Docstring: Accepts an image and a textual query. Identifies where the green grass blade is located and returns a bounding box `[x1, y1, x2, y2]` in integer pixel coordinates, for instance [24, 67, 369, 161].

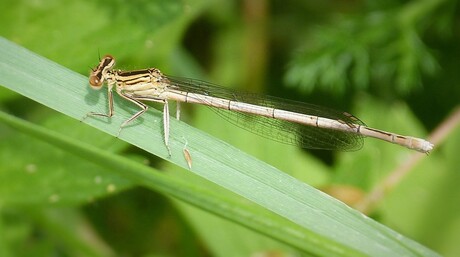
[0, 108, 346, 256]
[0, 37, 440, 257]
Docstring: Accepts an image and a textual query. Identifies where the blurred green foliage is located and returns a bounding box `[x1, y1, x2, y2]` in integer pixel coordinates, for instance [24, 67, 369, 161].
[0, 0, 459, 256]
[285, 0, 447, 95]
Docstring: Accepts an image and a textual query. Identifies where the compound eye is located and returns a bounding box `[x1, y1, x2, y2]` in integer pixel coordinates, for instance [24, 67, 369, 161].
[89, 75, 103, 89]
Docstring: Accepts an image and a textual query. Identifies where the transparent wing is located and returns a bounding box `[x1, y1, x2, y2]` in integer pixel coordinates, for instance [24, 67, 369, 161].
[166, 76, 365, 151]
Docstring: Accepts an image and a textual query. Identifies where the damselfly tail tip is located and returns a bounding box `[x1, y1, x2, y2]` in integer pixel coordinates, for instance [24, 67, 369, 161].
[424, 141, 434, 153]
[416, 140, 434, 154]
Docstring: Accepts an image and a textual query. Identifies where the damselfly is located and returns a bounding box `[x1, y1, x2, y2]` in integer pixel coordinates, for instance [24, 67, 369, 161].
[87, 55, 434, 155]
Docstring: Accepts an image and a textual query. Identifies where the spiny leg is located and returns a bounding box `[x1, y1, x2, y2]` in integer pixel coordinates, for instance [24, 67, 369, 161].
[118, 93, 172, 156]
[163, 100, 172, 156]
[176, 101, 181, 120]
[83, 84, 115, 121]
[118, 92, 149, 137]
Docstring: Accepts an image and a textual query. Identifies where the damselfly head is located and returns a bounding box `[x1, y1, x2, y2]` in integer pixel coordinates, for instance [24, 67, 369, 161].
[89, 54, 116, 89]
[89, 73, 103, 89]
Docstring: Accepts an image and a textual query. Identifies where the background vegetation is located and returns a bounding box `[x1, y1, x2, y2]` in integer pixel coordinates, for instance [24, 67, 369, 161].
[0, 0, 459, 256]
